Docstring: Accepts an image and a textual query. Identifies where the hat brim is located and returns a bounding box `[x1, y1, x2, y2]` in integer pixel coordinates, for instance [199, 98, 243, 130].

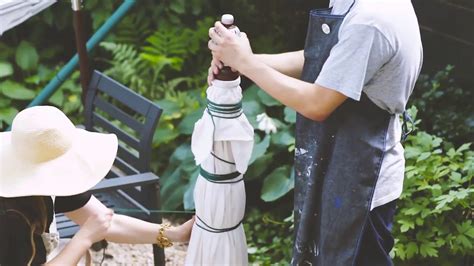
[0, 129, 118, 197]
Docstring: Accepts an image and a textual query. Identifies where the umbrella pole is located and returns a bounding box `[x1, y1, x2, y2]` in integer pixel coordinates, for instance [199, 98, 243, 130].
[71, 0, 91, 103]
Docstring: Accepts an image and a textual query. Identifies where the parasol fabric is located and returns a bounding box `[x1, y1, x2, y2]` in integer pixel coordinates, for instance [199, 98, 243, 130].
[0, 0, 56, 36]
[185, 77, 254, 265]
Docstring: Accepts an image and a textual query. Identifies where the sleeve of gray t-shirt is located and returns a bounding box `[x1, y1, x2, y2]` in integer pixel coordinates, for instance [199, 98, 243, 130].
[316, 24, 394, 101]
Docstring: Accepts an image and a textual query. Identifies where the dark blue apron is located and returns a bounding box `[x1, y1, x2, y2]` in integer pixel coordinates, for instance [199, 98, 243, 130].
[292, 2, 393, 265]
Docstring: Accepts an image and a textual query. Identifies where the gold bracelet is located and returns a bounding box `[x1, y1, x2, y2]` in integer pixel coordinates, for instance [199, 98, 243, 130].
[156, 223, 173, 248]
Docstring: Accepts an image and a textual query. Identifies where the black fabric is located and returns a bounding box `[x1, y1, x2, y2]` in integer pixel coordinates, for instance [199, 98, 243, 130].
[355, 200, 397, 266]
[0, 193, 91, 265]
[292, 3, 392, 265]
[55, 192, 92, 213]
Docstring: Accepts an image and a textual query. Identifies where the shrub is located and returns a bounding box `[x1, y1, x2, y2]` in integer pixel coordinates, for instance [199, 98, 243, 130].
[410, 65, 473, 145]
[392, 108, 474, 265]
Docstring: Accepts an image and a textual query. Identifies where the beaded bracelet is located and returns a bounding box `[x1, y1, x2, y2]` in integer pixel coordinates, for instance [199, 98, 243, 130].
[156, 223, 173, 248]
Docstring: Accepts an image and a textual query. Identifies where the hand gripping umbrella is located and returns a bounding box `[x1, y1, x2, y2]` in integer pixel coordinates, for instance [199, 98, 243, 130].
[185, 15, 254, 265]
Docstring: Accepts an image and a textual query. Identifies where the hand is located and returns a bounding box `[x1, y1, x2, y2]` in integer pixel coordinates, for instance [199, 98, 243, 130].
[207, 57, 223, 85]
[165, 216, 195, 243]
[208, 21, 254, 72]
[76, 208, 113, 245]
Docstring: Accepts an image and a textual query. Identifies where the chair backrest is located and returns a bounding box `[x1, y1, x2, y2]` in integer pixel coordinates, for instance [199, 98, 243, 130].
[84, 70, 162, 176]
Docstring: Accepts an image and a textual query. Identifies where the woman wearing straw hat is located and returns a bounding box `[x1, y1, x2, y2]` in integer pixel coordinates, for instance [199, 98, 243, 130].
[0, 106, 194, 265]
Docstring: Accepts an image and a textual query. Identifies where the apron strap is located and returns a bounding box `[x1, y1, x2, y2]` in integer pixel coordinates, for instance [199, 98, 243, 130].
[344, 0, 357, 15]
[401, 111, 414, 142]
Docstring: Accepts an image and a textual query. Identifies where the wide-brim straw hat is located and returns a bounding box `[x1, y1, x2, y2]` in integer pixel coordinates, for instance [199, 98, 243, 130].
[0, 106, 118, 197]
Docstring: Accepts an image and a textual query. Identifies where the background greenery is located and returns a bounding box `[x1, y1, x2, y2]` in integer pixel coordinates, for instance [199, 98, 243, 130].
[0, 1, 472, 265]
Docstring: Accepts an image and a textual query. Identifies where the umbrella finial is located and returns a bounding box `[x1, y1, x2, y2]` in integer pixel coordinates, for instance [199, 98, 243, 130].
[214, 14, 240, 81]
[221, 14, 234, 26]
[71, 0, 83, 11]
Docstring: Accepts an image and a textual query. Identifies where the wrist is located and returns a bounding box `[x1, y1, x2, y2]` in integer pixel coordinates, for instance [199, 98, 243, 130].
[72, 233, 93, 249]
[239, 54, 264, 79]
[163, 226, 181, 242]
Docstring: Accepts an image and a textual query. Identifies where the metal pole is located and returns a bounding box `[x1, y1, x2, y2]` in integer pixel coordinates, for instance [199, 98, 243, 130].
[27, 0, 136, 108]
[71, 0, 91, 102]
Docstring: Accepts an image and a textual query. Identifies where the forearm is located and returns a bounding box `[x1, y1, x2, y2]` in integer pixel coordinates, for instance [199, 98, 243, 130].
[67, 197, 187, 245]
[240, 56, 346, 121]
[255, 50, 304, 78]
[105, 214, 181, 244]
[46, 235, 90, 265]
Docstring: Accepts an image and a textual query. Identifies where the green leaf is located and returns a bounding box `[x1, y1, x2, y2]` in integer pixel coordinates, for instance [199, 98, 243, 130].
[465, 228, 474, 238]
[0, 81, 35, 100]
[177, 108, 204, 135]
[261, 166, 294, 202]
[183, 169, 199, 210]
[257, 89, 281, 107]
[456, 143, 471, 153]
[419, 243, 438, 257]
[246, 153, 274, 181]
[405, 242, 418, 259]
[272, 130, 295, 147]
[62, 94, 81, 114]
[0, 98, 11, 108]
[243, 100, 264, 117]
[417, 152, 431, 162]
[153, 124, 179, 146]
[399, 219, 415, 232]
[0, 107, 18, 124]
[0, 61, 13, 78]
[15, 41, 39, 71]
[169, 0, 185, 14]
[243, 84, 260, 102]
[456, 235, 472, 249]
[155, 99, 182, 120]
[284, 107, 296, 123]
[249, 135, 271, 165]
[162, 178, 188, 210]
[48, 88, 64, 106]
[169, 143, 194, 164]
[404, 206, 422, 216]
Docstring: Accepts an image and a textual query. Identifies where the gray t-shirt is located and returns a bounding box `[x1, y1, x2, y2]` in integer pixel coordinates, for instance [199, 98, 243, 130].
[316, 0, 423, 209]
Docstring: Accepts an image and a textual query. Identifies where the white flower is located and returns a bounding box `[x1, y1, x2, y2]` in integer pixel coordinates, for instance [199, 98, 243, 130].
[256, 112, 277, 134]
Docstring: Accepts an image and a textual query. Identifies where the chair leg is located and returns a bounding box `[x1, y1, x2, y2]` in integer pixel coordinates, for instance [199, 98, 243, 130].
[145, 182, 165, 265]
[153, 244, 165, 266]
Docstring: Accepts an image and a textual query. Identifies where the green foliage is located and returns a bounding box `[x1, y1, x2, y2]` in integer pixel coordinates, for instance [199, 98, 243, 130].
[245, 209, 293, 265]
[0, 58, 82, 129]
[0, 81, 35, 100]
[160, 143, 199, 210]
[15, 41, 39, 71]
[261, 166, 294, 202]
[100, 42, 149, 95]
[410, 65, 473, 145]
[392, 108, 473, 265]
[0, 62, 14, 78]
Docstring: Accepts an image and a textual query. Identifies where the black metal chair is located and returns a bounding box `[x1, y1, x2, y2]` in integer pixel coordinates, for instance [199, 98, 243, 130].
[55, 70, 165, 265]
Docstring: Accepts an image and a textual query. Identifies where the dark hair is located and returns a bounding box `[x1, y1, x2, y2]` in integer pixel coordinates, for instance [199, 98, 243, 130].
[0, 196, 48, 265]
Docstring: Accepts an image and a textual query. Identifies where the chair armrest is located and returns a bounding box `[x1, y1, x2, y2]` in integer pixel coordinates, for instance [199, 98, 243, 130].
[90, 172, 159, 193]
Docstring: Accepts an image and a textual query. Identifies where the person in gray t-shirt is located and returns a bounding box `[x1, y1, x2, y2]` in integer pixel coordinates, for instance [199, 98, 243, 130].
[208, 0, 422, 264]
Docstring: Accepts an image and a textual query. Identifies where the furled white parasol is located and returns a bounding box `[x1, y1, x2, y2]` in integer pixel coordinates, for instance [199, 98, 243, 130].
[185, 14, 254, 265]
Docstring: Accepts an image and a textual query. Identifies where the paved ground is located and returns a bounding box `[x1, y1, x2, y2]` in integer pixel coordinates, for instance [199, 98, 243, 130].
[90, 242, 188, 265]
